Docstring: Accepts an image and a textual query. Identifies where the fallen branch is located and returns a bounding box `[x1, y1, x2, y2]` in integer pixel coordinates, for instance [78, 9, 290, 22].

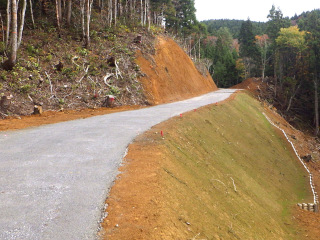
[77, 64, 90, 83]
[27, 94, 33, 103]
[103, 73, 114, 87]
[211, 179, 226, 187]
[191, 233, 200, 240]
[114, 61, 123, 79]
[230, 177, 237, 192]
[71, 56, 80, 67]
[45, 71, 54, 97]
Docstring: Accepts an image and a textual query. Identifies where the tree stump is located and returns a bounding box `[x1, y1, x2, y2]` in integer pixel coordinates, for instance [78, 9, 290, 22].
[33, 105, 43, 115]
[0, 94, 13, 109]
[134, 35, 142, 44]
[107, 57, 116, 67]
[103, 95, 115, 108]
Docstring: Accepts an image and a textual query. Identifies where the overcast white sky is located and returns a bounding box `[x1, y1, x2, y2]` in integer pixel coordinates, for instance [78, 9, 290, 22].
[195, 0, 320, 22]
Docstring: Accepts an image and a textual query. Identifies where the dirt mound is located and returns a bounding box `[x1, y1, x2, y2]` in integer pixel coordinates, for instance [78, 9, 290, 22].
[231, 78, 265, 96]
[136, 36, 217, 105]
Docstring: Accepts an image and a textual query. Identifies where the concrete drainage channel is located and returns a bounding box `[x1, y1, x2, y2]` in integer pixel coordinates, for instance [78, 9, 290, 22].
[263, 113, 319, 213]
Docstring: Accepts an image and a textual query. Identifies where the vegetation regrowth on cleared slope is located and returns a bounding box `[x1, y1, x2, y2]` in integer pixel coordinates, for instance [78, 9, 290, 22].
[102, 93, 312, 239]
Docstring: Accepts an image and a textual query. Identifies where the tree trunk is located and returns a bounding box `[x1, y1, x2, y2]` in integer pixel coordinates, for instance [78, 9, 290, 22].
[80, 0, 85, 40]
[314, 76, 319, 136]
[262, 58, 265, 79]
[55, 0, 62, 37]
[274, 51, 278, 97]
[6, 0, 11, 49]
[114, 0, 117, 26]
[17, 0, 27, 49]
[198, 37, 201, 60]
[286, 82, 301, 112]
[83, 0, 93, 48]
[147, 0, 150, 30]
[144, 0, 147, 25]
[140, 0, 143, 25]
[29, 0, 35, 28]
[67, 0, 72, 26]
[58, 0, 62, 21]
[85, 0, 90, 47]
[0, 13, 4, 44]
[108, 0, 112, 26]
[9, 0, 18, 66]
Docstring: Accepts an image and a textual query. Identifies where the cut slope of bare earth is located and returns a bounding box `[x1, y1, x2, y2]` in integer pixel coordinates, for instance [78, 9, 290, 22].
[136, 36, 217, 104]
[101, 92, 317, 239]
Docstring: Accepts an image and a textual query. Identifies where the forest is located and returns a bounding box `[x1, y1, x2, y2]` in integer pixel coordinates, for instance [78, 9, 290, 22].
[202, 19, 266, 38]
[0, 0, 202, 69]
[200, 6, 320, 135]
[0, 1, 320, 134]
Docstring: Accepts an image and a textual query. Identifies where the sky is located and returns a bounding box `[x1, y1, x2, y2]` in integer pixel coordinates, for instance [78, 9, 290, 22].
[194, 0, 320, 22]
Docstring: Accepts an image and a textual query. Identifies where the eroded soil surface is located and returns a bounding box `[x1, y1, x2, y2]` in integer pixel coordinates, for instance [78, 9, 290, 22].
[136, 36, 217, 105]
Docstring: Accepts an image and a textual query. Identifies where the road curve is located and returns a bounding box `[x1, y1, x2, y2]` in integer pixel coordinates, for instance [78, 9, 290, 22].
[0, 89, 237, 240]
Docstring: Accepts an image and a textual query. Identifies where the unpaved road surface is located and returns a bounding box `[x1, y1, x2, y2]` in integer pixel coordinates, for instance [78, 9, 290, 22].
[0, 89, 237, 240]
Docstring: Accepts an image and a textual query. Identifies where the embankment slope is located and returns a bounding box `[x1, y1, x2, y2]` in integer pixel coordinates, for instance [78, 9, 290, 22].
[101, 92, 312, 239]
[136, 36, 217, 104]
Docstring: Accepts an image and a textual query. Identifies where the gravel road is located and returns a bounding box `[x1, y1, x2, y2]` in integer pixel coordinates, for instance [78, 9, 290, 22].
[0, 89, 237, 240]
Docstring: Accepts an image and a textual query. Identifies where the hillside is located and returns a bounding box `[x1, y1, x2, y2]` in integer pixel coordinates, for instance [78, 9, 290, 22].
[136, 36, 217, 104]
[0, 0, 207, 119]
[101, 92, 318, 239]
[0, 33, 216, 129]
[201, 19, 267, 38]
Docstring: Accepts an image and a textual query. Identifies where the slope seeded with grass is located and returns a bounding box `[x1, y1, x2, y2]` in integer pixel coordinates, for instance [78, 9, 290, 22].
[103, 93, 312, 239]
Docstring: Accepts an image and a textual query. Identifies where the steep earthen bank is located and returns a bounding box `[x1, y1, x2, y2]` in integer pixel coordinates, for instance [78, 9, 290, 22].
[100, 93, 313, 239]
[136, 36, 217, 105]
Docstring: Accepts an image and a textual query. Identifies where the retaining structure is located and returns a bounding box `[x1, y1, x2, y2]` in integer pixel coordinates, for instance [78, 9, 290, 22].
[263, 113, 319, 213]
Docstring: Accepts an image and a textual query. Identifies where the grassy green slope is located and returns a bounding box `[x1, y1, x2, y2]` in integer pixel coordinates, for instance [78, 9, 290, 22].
[158, 93, 311, 239]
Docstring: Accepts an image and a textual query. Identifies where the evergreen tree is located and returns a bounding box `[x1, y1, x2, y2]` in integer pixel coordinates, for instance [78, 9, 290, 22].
[209, 28, 240, 87]
[266, 5, 290, 43]
[266, 5, 291, 94]
[298, 10, 320, 135]
[238, 19, 259, 77]
[165, 0, 198, 37]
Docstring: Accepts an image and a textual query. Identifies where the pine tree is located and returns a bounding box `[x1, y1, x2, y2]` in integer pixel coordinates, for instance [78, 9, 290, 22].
[239, 19, 259, 78]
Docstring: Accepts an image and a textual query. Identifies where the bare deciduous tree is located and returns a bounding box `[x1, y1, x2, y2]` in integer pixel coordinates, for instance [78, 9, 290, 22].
[18, 0, 27, 48]
[81, 0, 93, 48]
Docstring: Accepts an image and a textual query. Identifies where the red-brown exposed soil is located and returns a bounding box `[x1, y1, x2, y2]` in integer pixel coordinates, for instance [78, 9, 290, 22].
[98, 132, 165, 239]
[0, 106, 144, 131]
[136, 36, 217, 104]
[231, 77, 266, 96]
